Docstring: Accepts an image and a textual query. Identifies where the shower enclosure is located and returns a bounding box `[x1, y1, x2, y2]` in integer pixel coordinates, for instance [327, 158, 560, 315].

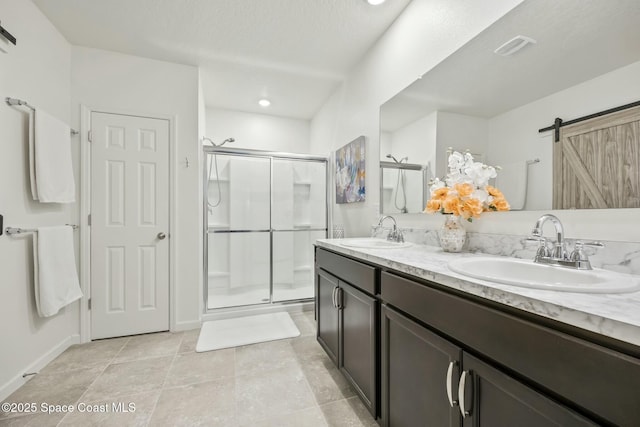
[203, 146, 328, 310]
[380, 160, 429, 214]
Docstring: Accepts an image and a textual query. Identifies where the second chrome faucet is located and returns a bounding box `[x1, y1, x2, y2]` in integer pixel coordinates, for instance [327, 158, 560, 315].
[528, 214, 603, 270]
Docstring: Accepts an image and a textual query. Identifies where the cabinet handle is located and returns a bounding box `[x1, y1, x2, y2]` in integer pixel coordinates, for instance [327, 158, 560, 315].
[332, 286, 338, 308]
[458, 370, 472, 418]
[446, 361, 458, 407]
[336, 287, 343, 309]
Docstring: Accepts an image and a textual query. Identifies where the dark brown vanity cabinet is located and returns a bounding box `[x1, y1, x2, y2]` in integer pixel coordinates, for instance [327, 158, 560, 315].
[381, 304, 462, 427]
[381, 304, 594, 427]
[315, 248, 378, 416]
[316, 248, 640, 426]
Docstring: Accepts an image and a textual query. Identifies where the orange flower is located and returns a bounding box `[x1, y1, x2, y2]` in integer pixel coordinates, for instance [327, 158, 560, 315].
[454, 183, 473, 198]
[486, 185, 504, 198]
[491, 197, 510, 211]
[461, 198, 483, 219]
[431, 187, 449, 200]
[442, 196, 461, 216]
[424, 199, 442, 213]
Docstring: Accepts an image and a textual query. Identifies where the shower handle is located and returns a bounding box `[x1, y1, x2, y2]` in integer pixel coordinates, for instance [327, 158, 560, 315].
[157, 232, 167, 240]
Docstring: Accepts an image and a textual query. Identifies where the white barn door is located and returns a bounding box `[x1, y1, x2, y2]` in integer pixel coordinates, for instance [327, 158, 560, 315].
[90, 112, 170, 339]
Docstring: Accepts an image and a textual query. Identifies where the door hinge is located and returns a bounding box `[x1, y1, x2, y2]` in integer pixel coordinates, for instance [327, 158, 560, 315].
[88, 130, 92, 142]
[88, 214, 91, 226]
[88, 298, 91, 310]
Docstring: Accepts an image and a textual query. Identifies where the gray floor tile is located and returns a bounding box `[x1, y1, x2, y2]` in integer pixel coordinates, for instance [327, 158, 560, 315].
[0, 368, 102, 421]
[178, 329, 200, 354]
[319, 397, 378, 427]
[0, 412, 64, 427]
[41, 337, 129, 374]
[58, 390, 160, 427]
[81, 356, 172, 402]
[164, 348, 234, 388]
[235, 339, 299, 377]
[299, 353, 356, 405]
[235, 364, 316, 425]
[239, 406, 328, 427]
[113, 332, 182, 363]
[290, 312, 316, 337]
[148, 378, 236, 427]
[291, 335, 329, 362]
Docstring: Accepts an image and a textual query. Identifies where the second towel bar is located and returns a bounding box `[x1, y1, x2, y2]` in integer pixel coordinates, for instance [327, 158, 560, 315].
[5, 225, 79, 236]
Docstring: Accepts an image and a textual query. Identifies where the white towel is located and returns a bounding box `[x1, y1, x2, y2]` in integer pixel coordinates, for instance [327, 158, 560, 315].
[33, 226, 83, 317]
[32, 109, 76, 203]
[496, 161, 528, 210]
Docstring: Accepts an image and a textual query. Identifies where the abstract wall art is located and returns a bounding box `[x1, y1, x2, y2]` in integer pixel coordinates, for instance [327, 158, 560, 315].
[335, 136, 365, 204]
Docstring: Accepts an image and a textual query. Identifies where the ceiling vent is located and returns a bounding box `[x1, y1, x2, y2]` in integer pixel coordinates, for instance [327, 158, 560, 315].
[494, 35, 537, 57]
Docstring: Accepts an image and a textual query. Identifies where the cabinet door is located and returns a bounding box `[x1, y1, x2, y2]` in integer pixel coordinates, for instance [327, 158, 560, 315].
[339, 281, 377, 416]
[381, 305, 462, 427]
[460, 353, 597, 427]
[316, 269, 339, 364]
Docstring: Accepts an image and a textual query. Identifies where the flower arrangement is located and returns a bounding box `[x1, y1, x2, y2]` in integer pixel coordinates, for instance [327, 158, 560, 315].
[424, 150, 509, 221]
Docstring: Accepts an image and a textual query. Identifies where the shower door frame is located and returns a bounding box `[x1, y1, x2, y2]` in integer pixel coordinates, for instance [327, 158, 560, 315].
[203, 146, 329, 313]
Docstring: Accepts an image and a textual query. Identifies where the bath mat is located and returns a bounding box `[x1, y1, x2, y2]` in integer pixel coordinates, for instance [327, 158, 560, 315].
[196, 312, 300, 352]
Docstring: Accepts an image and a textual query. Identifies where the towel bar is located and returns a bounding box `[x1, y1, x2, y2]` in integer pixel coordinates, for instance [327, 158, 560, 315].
[5, 224, 78, 236]
[5, 97, 79, 135]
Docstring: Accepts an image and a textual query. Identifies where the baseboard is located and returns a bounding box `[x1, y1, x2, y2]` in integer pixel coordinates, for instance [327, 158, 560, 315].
[0, 334, 80, 402]
[173, 319, 202, 332]
[201, 301, 314, 323]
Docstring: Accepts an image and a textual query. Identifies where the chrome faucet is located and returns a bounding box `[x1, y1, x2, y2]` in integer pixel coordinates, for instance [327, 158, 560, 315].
[527, 214, 604, 270]
[378, 216, 404, 243]
[531, 214, 567, 259]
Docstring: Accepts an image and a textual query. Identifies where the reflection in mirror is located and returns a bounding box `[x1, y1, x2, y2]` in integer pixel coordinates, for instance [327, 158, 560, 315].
[380, 161, 428, 214]
[379, 0, 640, 211]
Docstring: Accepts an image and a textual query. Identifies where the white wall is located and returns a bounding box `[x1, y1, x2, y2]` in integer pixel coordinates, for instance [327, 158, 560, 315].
[206, 108, 310, 153]
[488, 59, 640, 211]
[71, 46, 201, 331]
[310, 0, 525, 237]
[0, 0, 79, 399]
[436, 112, 489, 177]
[390, 112, 438, 167]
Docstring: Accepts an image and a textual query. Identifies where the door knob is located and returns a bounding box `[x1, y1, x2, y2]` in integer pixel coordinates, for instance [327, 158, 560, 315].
[157, 232, 167, 240]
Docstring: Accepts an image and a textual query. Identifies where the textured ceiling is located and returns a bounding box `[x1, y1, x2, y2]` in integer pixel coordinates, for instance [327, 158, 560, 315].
[33, 0, 412, 119]
[381, 0, 640, 131]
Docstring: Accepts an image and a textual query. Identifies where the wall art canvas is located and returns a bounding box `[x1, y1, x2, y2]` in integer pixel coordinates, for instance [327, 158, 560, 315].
[335, 136, 365, 204]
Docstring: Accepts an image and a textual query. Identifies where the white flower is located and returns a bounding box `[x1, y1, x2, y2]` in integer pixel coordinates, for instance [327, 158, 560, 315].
[472, 188, 490, 203]
[429, 178, 445, 193]
[447, 151, 466, 170]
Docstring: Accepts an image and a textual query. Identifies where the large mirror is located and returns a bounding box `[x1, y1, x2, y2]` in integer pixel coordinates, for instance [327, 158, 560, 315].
[380, 0, 640, 213]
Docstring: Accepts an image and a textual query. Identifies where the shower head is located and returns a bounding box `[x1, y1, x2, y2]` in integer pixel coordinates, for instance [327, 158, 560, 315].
[202, 136, 235, 147]
[386, 154, 408, 163]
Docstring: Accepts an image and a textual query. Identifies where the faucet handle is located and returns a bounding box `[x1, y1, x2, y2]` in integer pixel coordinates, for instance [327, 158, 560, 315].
[525, 236, 550, 258]
[570, 240, 604, 261]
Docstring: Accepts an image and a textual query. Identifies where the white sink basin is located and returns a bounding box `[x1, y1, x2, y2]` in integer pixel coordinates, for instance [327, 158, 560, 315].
[338, 238, 412, 249]
[447, 256, 640, 294]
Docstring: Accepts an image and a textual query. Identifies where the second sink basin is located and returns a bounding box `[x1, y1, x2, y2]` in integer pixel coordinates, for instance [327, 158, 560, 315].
[338, 238, 412, 249]
[447, 256, 640, 294]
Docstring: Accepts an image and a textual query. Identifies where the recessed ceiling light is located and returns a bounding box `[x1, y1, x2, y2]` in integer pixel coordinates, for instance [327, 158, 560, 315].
[258, 99, 271, 107]
[367, 0, 386, 5]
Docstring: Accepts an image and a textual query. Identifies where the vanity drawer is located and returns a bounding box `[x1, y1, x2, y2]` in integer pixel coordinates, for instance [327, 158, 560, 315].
[316, 248, 377, 295]
[381, 270, 640, 426]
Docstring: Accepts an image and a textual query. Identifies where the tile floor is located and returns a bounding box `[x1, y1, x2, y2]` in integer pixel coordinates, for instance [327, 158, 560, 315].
[0, 311, 378, 427]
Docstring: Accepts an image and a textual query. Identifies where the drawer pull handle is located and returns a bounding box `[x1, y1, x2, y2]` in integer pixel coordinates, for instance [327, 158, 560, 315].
[446, 361, 458, 407]
[458, 370, 472, 418]
[332, 286, 338, 308]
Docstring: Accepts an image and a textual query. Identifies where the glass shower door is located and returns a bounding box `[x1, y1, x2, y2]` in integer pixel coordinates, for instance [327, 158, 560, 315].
[272, 159, 327, 302]
[206, 154, 271, 309]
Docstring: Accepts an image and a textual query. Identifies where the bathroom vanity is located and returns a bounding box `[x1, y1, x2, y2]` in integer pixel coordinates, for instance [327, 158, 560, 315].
[314, 240, 640, 426]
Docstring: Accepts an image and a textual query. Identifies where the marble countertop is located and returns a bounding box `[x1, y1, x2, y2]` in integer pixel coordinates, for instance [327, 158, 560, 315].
[316, 239, 640, 348]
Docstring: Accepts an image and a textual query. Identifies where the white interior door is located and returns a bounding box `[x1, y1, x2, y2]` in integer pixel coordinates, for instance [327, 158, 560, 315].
[90, 112, 170, 339]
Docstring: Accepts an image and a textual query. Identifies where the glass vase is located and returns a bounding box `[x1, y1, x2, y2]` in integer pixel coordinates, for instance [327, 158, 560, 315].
[439, 215, 466, 253]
